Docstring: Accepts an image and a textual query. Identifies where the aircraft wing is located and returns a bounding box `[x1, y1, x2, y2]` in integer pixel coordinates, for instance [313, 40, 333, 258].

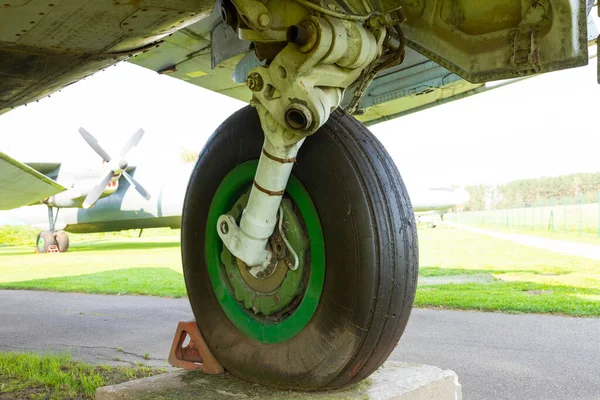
[128, 16, 483, 123]
[0, 152, 66, 210]
[129, 26, 484, 125]
[0, 1, 595, 122]
[129, 8, 598, 126]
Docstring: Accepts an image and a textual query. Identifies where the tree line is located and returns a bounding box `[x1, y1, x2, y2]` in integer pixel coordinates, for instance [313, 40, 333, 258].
[462, 172, 600, 211]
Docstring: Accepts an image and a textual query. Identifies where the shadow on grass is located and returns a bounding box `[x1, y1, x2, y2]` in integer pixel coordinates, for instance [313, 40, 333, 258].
[0, 267, 187, 298]
[0, 248, 37, 256]
[0, 240, 181, 255]
[416, 280, 600, 316]
[69, 240, 180, 252]
[419, 266, 570, 277]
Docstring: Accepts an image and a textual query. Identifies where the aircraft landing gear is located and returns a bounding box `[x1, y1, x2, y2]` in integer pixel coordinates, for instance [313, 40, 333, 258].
[55, 230, 69, 252]
[36, 231, 56, 253]
[36, 206, 69, 253]
[181, 106, 418, 390]
[181, 1, 415, 390]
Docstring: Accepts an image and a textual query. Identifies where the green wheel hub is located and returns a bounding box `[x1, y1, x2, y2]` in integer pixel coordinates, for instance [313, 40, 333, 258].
[205, 160, 325, 344]
[221, 192, 308, 316]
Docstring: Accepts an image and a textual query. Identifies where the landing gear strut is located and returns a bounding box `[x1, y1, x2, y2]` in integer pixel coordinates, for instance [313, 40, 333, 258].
[181, 0, 417, 390]
[36, 206, 69, 253]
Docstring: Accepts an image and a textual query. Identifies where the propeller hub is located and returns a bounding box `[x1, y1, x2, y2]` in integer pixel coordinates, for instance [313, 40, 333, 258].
[79, 127, 149, 208]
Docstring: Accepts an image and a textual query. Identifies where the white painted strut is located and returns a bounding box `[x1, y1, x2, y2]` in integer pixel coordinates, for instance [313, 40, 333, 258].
[217, 129, 305, 267]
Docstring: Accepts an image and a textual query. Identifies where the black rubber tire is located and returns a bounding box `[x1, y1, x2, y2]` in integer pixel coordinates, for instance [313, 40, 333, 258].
[182, 106, 418, 390]
[55, 231, 69, 253]
[36, 231, 57, 253]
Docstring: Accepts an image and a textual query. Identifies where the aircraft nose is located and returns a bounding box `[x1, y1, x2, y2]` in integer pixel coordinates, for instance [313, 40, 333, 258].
[118, 159, 128, 170]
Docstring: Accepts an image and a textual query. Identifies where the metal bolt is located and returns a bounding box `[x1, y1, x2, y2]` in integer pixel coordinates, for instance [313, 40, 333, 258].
[246, 72, 264, 92]
[285, 259, 293, 268]
[219, 221, 229, 235]
[257, 13, 271, 28]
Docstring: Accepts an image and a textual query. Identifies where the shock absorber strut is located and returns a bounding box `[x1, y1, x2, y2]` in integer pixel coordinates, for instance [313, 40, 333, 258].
[217, 105, 305, 269]
[216, 3, 406, 270]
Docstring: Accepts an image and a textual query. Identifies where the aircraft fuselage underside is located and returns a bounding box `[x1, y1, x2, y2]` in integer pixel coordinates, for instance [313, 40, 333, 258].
[0, 0, 591, 115]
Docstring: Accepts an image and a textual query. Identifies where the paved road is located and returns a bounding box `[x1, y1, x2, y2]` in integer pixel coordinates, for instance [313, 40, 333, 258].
[449, 222, 600, 261]
[1, 290, 599, 399]
[0, 290, 191, 368]
[395, 309, 600, 400]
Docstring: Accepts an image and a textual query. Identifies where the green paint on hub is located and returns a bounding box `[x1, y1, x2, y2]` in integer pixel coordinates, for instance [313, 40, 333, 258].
[221, 195, 308, 316]
[205, 161, 325, 344]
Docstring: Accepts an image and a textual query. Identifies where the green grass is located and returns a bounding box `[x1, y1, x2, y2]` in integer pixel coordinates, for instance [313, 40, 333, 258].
[453, 222, 600, 246]
[2, 225, 600, 316]
[453, 202, 600, 244]
[0, 235, 185, 297]
[0, 268, 187, 297]
[0, 352, 163, 399]
[415, 225, 600, 316]
[416, 281, 600, 316]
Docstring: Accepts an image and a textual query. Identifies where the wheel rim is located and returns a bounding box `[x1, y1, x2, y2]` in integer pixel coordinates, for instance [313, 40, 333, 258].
[205, 160, 325, 344]
[221, 194, 309, 316]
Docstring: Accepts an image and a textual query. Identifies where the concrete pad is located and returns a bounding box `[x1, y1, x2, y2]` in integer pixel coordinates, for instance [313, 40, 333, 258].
[419, 274, 495, 285]
[96, 361, 462, 400]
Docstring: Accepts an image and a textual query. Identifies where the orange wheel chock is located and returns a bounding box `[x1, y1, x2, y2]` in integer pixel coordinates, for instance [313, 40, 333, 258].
[168, 321, 224, 374]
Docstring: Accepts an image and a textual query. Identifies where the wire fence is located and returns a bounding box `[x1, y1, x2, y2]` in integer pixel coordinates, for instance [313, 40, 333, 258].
[448, 192, 600, 237]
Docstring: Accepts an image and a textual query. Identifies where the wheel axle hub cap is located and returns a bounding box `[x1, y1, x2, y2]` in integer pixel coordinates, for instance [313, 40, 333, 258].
[221, 190, 308, 316]
[205, 160, 325, 343]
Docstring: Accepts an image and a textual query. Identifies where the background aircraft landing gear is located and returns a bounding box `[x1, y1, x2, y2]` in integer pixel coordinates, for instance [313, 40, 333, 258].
[181, 106, 419, 390]
[55, 231, 69, 252]
[36, 206, 69, 253]
[36, 231, 57, 253]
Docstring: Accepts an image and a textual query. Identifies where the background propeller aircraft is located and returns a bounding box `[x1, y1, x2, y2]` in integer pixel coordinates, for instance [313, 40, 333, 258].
[1, 135, 467, 251]
[77, 128, 151, 209]
[412, 187, 470, 227]
[0, 127, 152, 252]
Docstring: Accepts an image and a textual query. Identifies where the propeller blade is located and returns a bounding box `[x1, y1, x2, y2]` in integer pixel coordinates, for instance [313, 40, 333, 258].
[82, 171, 113, 209]
[79, 127, 112, 162]
[123, 171, 151, 201]
[119, 128, 145, 158]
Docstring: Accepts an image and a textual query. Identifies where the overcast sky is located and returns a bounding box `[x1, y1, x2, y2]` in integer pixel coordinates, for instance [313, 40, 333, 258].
[372, 53, 600, 187]
[1, 50, 598, 189]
